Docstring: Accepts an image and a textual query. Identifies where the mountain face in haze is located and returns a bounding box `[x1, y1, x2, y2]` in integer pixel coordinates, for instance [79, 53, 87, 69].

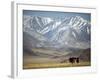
[79, 48, 91, 61]
[23, 15, 91, 50]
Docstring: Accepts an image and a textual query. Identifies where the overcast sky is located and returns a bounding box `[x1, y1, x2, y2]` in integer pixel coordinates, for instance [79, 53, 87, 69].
[23, 10, 91, 22]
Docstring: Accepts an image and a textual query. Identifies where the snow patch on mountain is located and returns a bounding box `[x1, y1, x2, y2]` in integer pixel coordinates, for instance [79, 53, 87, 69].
[23, 15, 91, 49]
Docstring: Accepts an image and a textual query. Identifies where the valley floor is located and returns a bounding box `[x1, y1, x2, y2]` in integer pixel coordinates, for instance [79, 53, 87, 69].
[23, 61, 90, 69]
[23, 48, 91, 69]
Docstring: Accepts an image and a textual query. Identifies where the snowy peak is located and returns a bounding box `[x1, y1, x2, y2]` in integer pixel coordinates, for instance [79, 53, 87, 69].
[23, 15, 91, 49]
[69, 16, 90, 30]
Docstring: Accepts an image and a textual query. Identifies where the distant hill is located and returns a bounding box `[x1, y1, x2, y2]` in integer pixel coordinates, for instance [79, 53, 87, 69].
[79, 48, 91, 61]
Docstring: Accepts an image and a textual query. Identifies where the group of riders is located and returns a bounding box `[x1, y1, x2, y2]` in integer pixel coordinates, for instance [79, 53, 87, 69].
[69, 57, 80, 64]
[60, 57, 80, 64]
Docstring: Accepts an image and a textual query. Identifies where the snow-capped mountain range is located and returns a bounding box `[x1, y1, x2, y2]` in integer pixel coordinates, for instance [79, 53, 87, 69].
[23, 15, 91, 50]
